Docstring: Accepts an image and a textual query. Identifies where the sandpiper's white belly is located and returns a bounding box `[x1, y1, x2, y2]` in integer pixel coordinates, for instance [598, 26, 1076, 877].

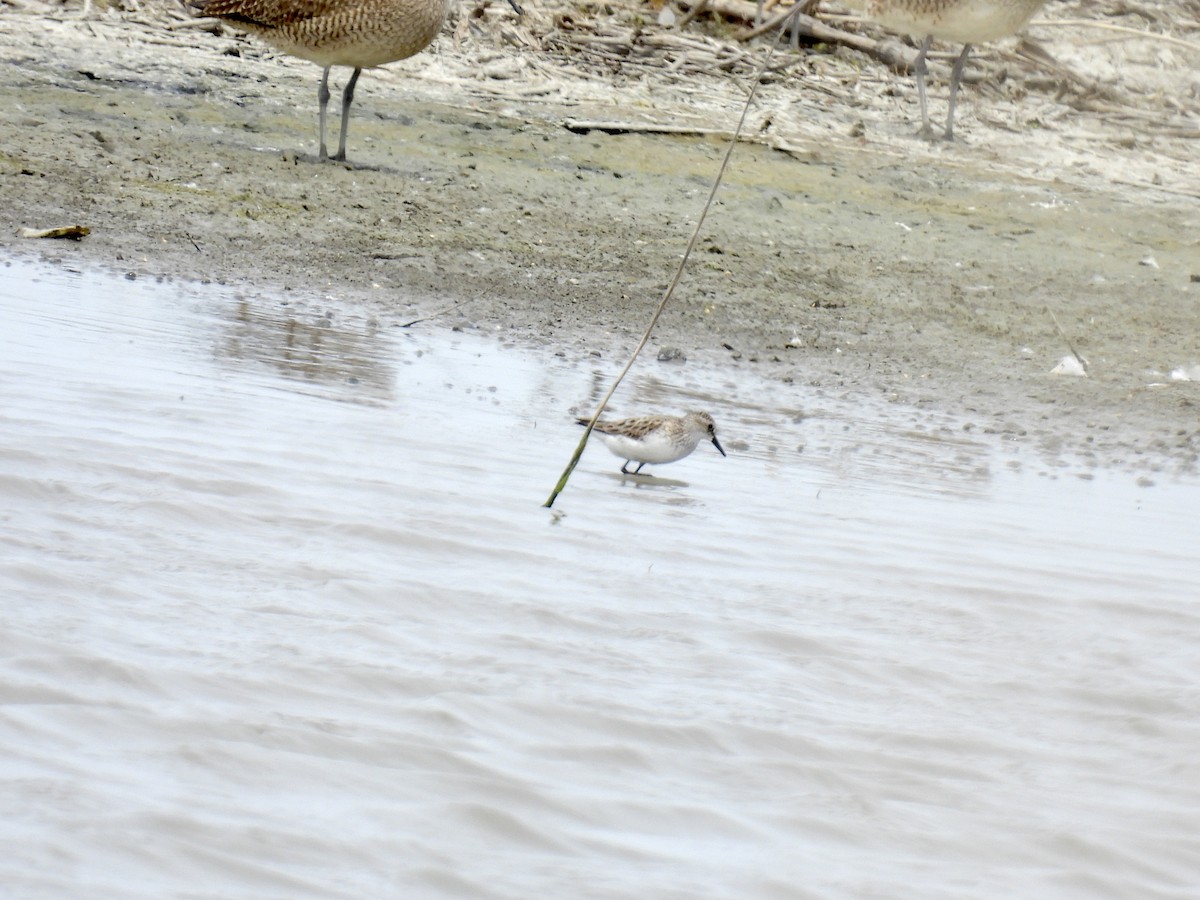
[599, 432, 698, 464]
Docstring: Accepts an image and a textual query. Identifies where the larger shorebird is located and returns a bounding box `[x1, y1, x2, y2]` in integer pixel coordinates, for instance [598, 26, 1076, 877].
[850, 0, 1047, 140]
[191, 0, 521, 162]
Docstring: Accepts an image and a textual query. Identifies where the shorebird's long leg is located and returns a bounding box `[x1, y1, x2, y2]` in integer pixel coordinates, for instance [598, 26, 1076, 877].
[944, 43, 973, 141]
[620, 461, 632, 475]
[913, 35, 935, 139]
[317, 66, 333, 161]
[633, 462, 647, 475]
[333, 67, 362, 162]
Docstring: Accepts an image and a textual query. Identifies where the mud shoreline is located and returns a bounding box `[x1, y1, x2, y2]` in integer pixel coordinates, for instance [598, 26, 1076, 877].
[3, 2, 1197, 474]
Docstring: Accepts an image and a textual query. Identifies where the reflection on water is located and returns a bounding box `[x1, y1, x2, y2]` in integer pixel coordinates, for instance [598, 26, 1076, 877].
[2, 256, 1199, 898]
[217, 298, 394, 403]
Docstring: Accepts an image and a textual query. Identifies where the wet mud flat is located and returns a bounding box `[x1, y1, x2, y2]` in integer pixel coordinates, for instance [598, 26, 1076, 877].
[2, 1, 1197, 475]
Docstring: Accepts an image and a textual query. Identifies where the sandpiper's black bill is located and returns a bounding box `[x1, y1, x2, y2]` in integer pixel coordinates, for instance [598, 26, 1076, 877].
[506, 0, 524, 14]
[712, 437, 727, 457]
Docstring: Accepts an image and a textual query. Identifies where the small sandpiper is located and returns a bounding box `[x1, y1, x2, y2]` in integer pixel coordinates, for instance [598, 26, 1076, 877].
[191, 0, 521, 162]
[578, 411, 727, 476]
[849, 0, 1047, 140]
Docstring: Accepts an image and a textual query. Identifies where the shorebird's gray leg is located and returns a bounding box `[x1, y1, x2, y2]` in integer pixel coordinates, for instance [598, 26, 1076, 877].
[944, 43, 973, 141]
[333, 67, 362, 162]
[913, 35, 935, 139]
[621, 460, 632, 475]
[318, 66, 333, 161]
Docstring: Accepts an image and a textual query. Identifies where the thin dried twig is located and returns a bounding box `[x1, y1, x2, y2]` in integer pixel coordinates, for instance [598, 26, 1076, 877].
[1033, 18, 1200, 54]
[675, 0, 711, 30]
[399, 298, 471, 328]
[1047, 307, 1090, 376]
[563, 118, 742, 139]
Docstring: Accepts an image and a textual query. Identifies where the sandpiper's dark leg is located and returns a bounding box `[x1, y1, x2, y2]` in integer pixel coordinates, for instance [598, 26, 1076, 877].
[633, 462, 647, 475]
[317, 66, 333, 161]
[914, 35, 935, 140]
[620, 461, 632, 475]
[944, 44, 973, 141]
[333, 67, 362, 163]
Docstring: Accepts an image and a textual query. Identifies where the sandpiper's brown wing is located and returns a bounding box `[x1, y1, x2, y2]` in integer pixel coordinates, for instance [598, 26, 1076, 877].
[576, 417, 620, 434]
[577, 416, 637, 436]
[595, 416, 666, 440]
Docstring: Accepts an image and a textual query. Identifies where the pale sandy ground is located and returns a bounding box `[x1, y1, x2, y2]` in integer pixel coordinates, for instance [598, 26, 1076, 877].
[2, 0, 1198, 474]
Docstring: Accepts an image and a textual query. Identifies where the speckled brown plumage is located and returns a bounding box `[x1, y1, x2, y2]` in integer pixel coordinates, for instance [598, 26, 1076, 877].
[848, 0, 1047, 140]
[192, 0, 451, 161]
[193, 0, 449, 68]
[860, 0, 1045, 44]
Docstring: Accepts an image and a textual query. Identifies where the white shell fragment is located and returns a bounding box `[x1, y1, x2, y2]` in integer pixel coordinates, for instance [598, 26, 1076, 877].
[1050, 355, 1087, 377]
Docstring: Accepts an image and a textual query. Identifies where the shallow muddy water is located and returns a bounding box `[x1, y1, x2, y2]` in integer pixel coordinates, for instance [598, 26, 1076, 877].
[2, 256, 1198, 897]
